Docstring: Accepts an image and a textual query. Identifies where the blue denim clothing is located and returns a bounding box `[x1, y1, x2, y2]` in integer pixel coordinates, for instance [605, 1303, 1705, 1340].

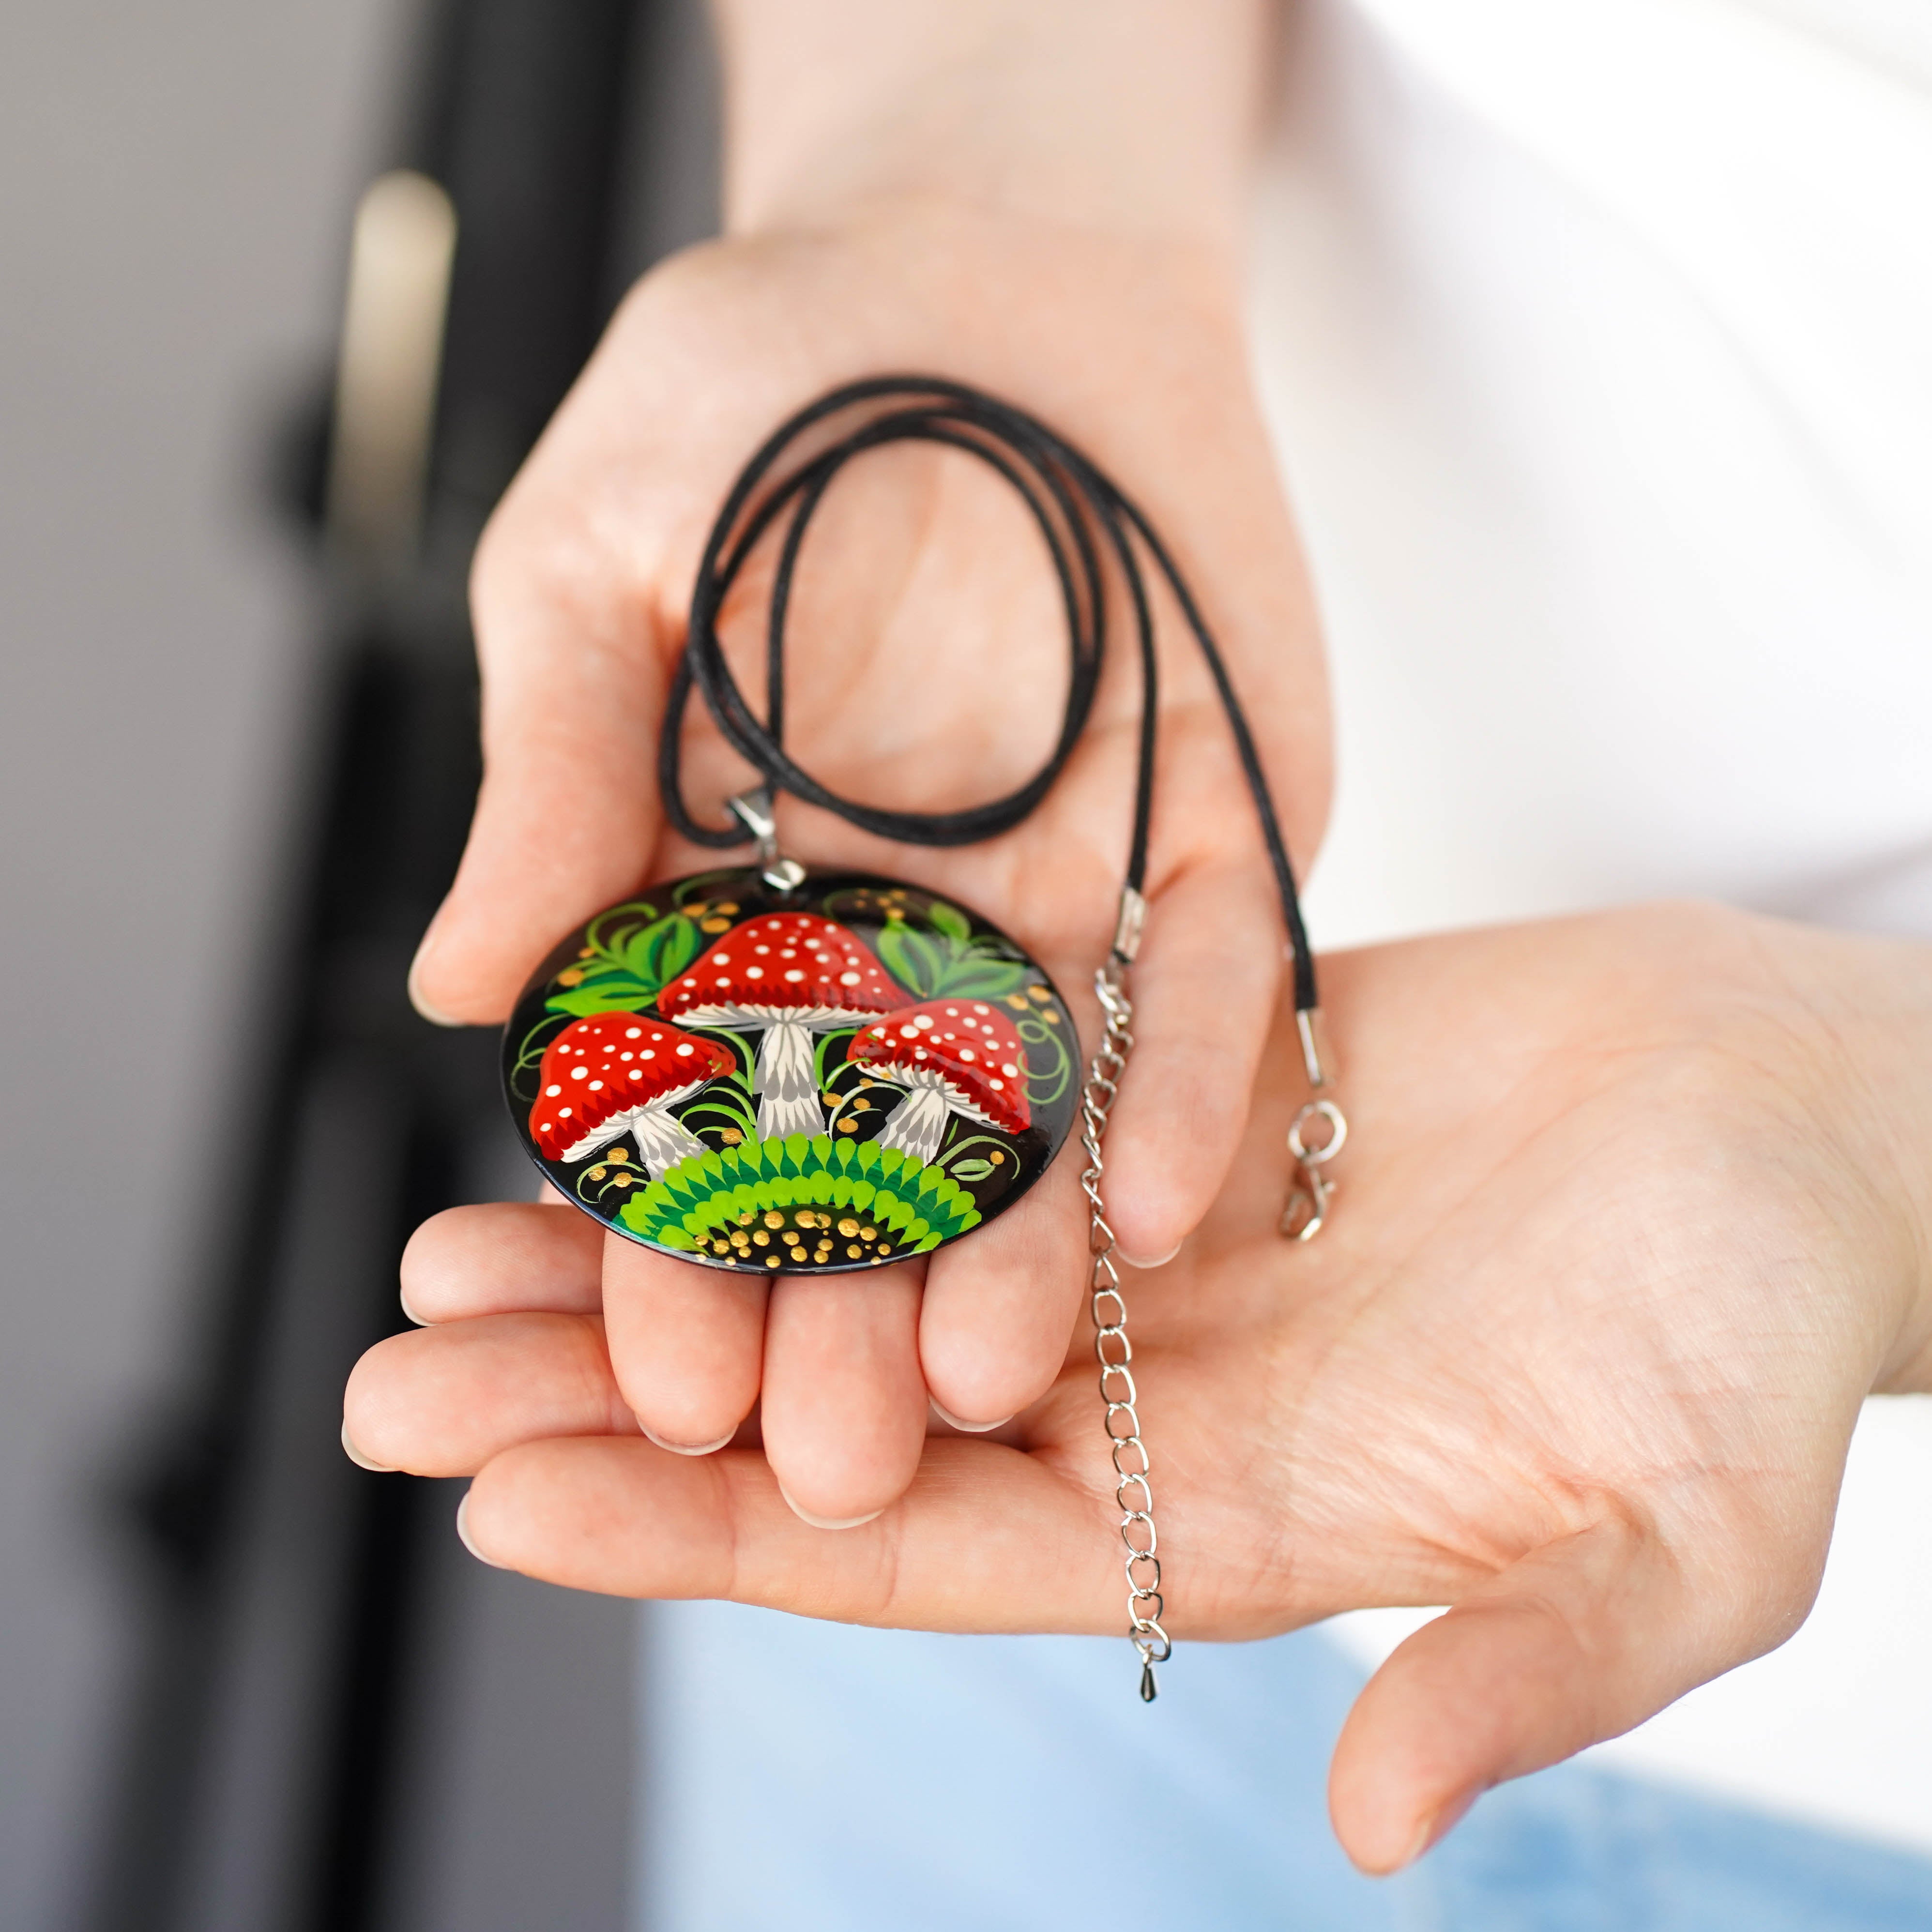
[638, 1603, 1932, 1932]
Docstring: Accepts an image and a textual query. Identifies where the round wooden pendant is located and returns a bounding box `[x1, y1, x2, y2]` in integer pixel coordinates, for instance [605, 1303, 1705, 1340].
[501, 869, 1080, 1273]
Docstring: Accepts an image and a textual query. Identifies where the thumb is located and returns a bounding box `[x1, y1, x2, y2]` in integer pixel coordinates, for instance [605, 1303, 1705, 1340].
[408, 515, 674, 1025]
[1327, 1515, 1781, 1875]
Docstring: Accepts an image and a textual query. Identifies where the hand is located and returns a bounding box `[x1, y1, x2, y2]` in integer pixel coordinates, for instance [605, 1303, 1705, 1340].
[350, 905, 1932, 1869]
[404, 203, 1329, 1520]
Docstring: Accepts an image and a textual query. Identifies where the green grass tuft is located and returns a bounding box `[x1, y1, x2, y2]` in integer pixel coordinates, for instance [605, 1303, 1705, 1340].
[615, 1133, 982, 1259]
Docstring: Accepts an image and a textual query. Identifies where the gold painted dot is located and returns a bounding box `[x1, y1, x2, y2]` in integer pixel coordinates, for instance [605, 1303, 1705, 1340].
[712, 1241, 730, 1255]
[989, 1150, 1004, 1164]
[701, 917, 730, 933]
[860, 1227, 876, 1241]
[837, 1217, 858, 1238]
[607, 1147, 629, 1164]
[878, 1245, 893, 1258]
[847, 1244, 862, 1259]
[836, 1119, 858, 1133]
[738, 1212, 755, 1226]
[765, 1253, 781, 1268]
[753, 1231, 770, 1247]
[763, 1211, 783, 1229]
[721, 1128, 743, 1145]
[588, 1166, 606, 1182]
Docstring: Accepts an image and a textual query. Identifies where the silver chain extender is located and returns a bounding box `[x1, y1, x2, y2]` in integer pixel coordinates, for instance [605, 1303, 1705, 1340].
[1083, 891, 1346, 1702]
[1081, 907, 1171, 1702]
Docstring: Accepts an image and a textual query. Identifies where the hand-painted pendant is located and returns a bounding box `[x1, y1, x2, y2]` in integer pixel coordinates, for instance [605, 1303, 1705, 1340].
[501, 868, 1079, 1272]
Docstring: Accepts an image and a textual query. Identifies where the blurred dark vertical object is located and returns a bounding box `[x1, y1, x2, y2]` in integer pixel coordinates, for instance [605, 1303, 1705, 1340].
[80, 2, 717, 1928]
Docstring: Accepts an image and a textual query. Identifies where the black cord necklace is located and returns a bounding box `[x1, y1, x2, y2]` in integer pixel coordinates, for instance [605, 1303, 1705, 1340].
[501, 376, 1348, 1696]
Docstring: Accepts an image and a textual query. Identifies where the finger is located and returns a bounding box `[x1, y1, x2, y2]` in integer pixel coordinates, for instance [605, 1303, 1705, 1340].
[400, 1201, 603, 1324]
[1328, 1518, 1759, 1875]
[1102, 859, 1284, 1263]
[345, 1313, 637, 1476]
[759, 1265, 928, 1525]
[917, 1128, 1089, 1428]
[408, 499, 670, 1026]
[460, 1435, 1120, 1630]
[602, 1232, 768, 1452]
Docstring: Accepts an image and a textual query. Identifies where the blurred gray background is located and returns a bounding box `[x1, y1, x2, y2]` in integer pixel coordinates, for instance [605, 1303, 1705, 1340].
[0, 3, 716, 1926]
[1, 5, 396, 1923]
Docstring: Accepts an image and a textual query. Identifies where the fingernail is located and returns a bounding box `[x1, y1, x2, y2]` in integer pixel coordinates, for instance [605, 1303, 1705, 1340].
[1117, 1241, 1181, 1270]
[455, 1491, 508, 1567]
[398, 1285, 430, 1327]
[1398, 1788, 1479, 1869]
[777, 1484, 884, 1531]
[640, 1421, 735, 1456]
[929, 1398, 1014, 1434]
[407, 947, 464, 1028]
[341, 1420, 392, 1472]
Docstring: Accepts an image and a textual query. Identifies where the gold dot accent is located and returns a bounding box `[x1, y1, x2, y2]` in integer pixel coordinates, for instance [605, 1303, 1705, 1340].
[753, 1231, 770, 1247]
[763, 1211, 784, 1229]
[837, 1217, 858, 1238]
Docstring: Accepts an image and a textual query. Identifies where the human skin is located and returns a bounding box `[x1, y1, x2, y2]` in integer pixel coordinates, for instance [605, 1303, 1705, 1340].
[350, 905, 1932, 1872]
[403, 0, 1331, 1520]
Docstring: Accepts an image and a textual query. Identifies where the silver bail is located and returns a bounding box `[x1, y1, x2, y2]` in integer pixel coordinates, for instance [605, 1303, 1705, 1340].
[727, 786, 806, 892]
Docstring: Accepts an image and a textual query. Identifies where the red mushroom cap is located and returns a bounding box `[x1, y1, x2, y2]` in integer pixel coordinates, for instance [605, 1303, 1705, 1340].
[657, 912, 903, 1028]
[845, 999, 1031, 1136]
[529, 1013, 734, 1162]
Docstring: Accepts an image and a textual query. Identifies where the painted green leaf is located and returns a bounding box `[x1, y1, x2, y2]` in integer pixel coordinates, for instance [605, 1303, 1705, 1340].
[927, 956, 1028, 1000]
[926, 898, 972, 944]
[877, 922, 943, 998]
[618, 913, 700, 994]
[545, 975, 657, 1018]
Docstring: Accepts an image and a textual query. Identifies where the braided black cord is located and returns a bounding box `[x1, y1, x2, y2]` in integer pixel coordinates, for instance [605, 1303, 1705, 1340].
[657, 375, 1319, 1014]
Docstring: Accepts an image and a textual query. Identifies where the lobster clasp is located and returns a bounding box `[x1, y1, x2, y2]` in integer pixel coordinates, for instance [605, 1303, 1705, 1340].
[1280, 1097, 1348, 1241]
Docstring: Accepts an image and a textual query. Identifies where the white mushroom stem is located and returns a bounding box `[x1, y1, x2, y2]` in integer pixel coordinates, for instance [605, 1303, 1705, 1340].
[561, 1098, 708, 1180]
[625, 1102, 710, 1180]
[874, 1070, 959, 1167]
[752, 1018, 826, 1142]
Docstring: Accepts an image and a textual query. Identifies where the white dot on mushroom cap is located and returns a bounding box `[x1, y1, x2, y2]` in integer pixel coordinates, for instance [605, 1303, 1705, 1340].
[624, 1027, 642, 1039]
[639, 1049, 654, 1059]
[755, 945, 769, 956]
[958, 1049, 975, 1062]
[630, 1069, 642, 1080]
[589, 1080, 604, 1091]
[840, 971, 860, 985]
[899, 1026, 919, 1040]
[974, 1004, 990, 1015]
[683, 977, 696, 988]
[870, 1026, 885, 1037]
[784, 970, 805, 982]
[913, 1047, 928, 1060]
[545, 1084, 562, 1096]
[676, 1043, 694, 1056]
[914, 1015, 933, 1029]
[559, 1107, 573, 1118]
[571, 1065, 589, 1080]
[746, 966, 763, 979]
[990, 1079, 1004, 1091]
[1002, 1063, 1018, 1076]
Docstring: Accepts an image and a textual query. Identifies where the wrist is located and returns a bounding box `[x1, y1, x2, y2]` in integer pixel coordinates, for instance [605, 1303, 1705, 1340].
[715, 0, 1268, 254]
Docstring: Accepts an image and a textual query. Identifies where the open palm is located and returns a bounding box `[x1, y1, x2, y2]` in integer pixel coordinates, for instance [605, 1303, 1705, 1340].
[404, 208, 1330, 1518]
[353, 905, 1932, 1868]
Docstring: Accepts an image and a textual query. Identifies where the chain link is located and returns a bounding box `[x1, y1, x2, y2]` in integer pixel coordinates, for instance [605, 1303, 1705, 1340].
[1081, 960, 1172, 1702]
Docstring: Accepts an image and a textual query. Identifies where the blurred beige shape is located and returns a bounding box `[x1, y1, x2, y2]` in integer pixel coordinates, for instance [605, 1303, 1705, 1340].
[326, 169, 457, 563]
